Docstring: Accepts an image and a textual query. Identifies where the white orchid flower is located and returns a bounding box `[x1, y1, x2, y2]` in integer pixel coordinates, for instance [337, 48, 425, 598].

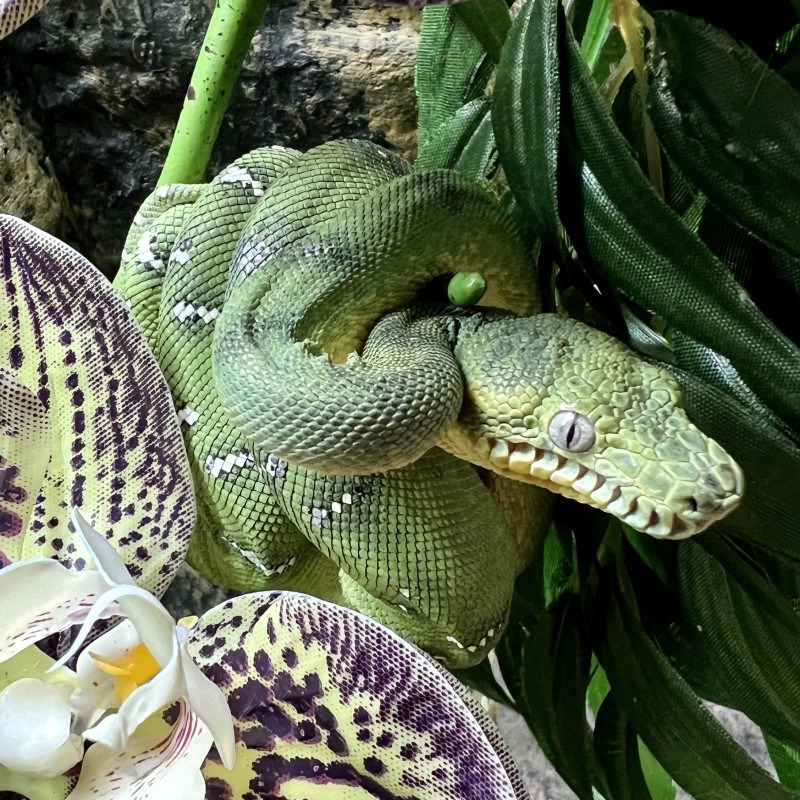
[0, 508, 235, 800]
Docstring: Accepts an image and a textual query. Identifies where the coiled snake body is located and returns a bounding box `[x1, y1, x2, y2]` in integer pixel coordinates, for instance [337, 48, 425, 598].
[116, 140, 743, 666]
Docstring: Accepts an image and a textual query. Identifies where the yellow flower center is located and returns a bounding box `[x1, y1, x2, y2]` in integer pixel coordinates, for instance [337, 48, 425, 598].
[91, 642, 161, 703]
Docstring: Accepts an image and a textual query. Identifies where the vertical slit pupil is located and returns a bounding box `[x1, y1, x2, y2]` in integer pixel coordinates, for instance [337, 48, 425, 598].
[566, 419, 577, 448]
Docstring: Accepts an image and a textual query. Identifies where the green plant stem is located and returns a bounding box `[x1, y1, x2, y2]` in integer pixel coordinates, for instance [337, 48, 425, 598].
[580, 0, 612, 71]
[157, 0, 270, 186]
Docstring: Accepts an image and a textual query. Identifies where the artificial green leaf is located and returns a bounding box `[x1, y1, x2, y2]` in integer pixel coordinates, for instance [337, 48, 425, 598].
[688, 204, 800, 345]
[671, 367, 800, 557]
[779, 26, 800, 91]
[765, 732, 800, 797]
[622, 524, 677, 588]
[518, 594, 594, 799]
[493, 0, 563, 246]
[455, 0, 511, 63]
[452, 102, 497, 179]
[674, 537, 800, 749]
[597, 548, 794, 800]
[586, 658, 611, 715]
[593, 690, 654, 800]
[636, 0, 799, 57]
[543, 521, 575, 606]
[558, 12, 800, 429]
[495, 558, 547, 704]
[648, 12, 800, 259]
[416, 6, 493, 168]
[414, 98, 495, 176]
[770, 249, 800, 308]
[670, 332, 790, 434]
[451, 653, 515, 708]
[638, 740, 678, 800]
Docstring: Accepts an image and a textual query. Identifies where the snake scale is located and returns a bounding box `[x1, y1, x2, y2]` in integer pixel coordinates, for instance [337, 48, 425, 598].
[115, 140, 743, 667]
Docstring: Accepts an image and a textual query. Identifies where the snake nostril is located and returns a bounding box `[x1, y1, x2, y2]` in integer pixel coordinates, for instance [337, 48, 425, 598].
[718, 463, 743, 494]
[703, 465, 743, 498]
[686, 496, 699, 514]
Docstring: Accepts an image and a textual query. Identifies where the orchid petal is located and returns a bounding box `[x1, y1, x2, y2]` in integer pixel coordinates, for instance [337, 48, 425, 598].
[52, 584, 173, 672]
[190, 592, 529, 800]
[67, 701, 212, 800]
[0, 643, 61, 691]
[112, 590, 176, 668]
[0, 678, 83, 777]
[71, 620, 141, 732]
[178, 641, 236, 769]
[70, 508, 136, 588]
[82, 631, 185, 749]
[0, 764, 70, 800]
[0, 559, 110, 662]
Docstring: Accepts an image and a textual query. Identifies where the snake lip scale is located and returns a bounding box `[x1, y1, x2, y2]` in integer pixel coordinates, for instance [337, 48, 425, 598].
[479, 435, 743, 539]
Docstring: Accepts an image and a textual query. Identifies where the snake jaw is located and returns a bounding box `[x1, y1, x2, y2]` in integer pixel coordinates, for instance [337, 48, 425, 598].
[476, 435, 743, 539]
[446, 313, 745, 540]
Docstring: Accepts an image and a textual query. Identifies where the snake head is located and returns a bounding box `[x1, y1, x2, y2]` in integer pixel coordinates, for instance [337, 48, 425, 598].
[441, 312, 744, 539]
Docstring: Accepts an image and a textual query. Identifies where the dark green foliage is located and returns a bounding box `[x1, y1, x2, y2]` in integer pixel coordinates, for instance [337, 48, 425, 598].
[415, 1, 800, 797]
[593, 691, 656, 800]
[648, 12, 800, 259]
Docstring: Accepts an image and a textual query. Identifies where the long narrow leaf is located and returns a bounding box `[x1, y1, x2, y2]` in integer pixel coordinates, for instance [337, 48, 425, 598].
[416, 6, 493, 168]
[455, 0, 511, 63]
[597, 549, 794, 800]
[765, 733, 800, 797]
[580, 0, 612, 71]
[518, 594, 595, 799]
[638, 741, 678, 800]
[559, 14, 800, 428]
[494, 0, 563, 245]
[593, 691, 654, 800]
[414, 98, 497, 179]
[648, 12, 800, 259]
[674, 538, 800, 749]
[672, 367, 800, 557]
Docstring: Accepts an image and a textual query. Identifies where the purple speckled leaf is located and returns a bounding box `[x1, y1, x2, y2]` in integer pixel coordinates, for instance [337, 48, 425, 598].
[190, 591, 530, 800]
[0, 367, 50, 564]
[0, 214, 194, 596]
[0, 0, 48, 38]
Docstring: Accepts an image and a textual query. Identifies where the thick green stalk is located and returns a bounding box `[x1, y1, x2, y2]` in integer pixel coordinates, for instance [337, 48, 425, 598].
[157, 0, 270, 186]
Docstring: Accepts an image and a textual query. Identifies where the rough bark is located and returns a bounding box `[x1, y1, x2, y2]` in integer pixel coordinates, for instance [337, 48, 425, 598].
[0, 0, 420, 273]
[0, 93, 69, 238]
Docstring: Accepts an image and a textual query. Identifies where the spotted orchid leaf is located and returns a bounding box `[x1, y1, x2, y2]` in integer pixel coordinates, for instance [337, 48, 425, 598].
[0, 214, 194, 596]
[0, 368, 50, 560]
[0, 0, 48, 39]
[191, 592, 530, 800]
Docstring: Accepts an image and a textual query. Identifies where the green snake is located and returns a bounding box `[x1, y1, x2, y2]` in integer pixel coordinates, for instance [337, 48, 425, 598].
[114, 139, 743, 667]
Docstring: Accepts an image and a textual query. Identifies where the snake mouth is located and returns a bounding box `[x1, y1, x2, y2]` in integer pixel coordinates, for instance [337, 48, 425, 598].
[481, 437, 742, 539]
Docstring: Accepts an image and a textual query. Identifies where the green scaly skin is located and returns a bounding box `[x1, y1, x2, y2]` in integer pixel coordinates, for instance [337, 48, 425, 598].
[116, 139, 743, 667]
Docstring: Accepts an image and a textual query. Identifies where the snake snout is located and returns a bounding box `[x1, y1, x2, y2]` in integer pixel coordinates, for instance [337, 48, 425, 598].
[675, 460, 744, 532]
[704, 462, 744, 496]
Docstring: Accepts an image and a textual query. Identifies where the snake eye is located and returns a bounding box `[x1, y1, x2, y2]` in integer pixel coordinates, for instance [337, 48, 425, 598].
[549, 410, 595, 453]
